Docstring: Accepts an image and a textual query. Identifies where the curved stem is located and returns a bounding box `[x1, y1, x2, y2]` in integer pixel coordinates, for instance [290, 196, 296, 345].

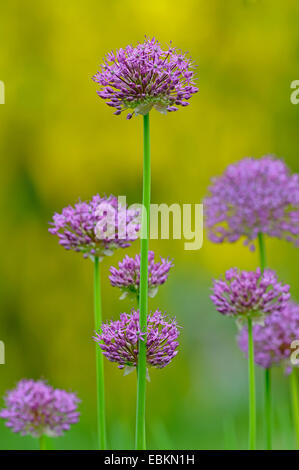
[39, 435, 47, 450]
[248, 318, 256, 450]
[290, 368, 299, 449]
[265, 368, 272, 450]
[94, 256, 107, 449]
[135, 113, 151, 450]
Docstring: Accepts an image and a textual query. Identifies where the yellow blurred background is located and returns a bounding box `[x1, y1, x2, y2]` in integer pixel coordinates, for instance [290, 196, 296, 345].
[0, 0, 299, 449]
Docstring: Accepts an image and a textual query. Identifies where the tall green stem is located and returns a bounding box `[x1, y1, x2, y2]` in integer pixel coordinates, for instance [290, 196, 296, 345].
[94, 256, 107, 449]
[257, 232, 267, 273]
[290, 368, 299, 449]
[135, 113, 151, 450]
[258, 232, 272, 449]
[39, 435, 47, 450]
[265, 368, 272, 449]
[248, 317, 256, 450]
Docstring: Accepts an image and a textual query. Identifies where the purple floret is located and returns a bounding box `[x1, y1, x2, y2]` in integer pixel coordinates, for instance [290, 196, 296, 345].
[0, 379, 80, 438]
[211, 268, 290, 324]
[49, 194, 140, 259]
[92, 37, 198, 119]
[204, 156, 299, 250]
[93, 309, 180, 369]
[238, 301, 299, 373]
[109, 251, 173, 299]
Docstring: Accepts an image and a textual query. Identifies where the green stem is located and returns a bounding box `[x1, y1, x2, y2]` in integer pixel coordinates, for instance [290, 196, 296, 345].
[265, 368, 272, 450]
[94, 256, 107, 450]
[248, 318, 256, 450]
[135, 113, 151, 450]
[258, 232, 272, 449]
[257, 232, 267, 273]
[39, 435, 47, 450]
[290, 368, 299, 449]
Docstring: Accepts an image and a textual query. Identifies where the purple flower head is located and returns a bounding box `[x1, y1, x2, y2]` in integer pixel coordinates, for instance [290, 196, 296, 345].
[93, 309, 180, 370]
[238, 301, 299, 373]
[109, 251, 173, 299]
[0, 379, 80, 438]
[92, 37, 198, 119]
[49, 194, 141, 260]
[211, 268, 290, 325]
[204, 156, 299, 250]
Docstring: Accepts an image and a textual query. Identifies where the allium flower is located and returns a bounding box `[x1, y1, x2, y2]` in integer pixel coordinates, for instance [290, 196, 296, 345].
[92, 37, 198, 119]
[0, 379, 80, 437]
[204, 156, 299, 250]
[49, 194, 140, 259]
[109, 251, 173, 299]
[93, 309, 180, 370]
[211, 268, 290, 325]
[238, 301, 299, 373]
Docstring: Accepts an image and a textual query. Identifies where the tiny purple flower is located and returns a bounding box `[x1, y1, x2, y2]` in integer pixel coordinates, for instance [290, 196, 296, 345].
[0, 379, 80, 438]
[92, 37, 198, 119]
[49, 194, 140, 259]
[204, 156, 299, 250]
[93, 309, 180, 370]
[211, 268, 290, 325]
[238, 301, 299, 373]
[109, 251, 173, 299]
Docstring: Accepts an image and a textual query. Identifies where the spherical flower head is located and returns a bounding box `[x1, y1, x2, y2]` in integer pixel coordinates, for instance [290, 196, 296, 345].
[211, 268, 290, 325]
[93, 309, 180, 370]
[92, 37, 198, 119]
[109, 251, 173, 299]
[0, 379, 80, 438]
[49, 194, 141, 259]
[238, 301, 299, 373]
[204, 156, 299, 250]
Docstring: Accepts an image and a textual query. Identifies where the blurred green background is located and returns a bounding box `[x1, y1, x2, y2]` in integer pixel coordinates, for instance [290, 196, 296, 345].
[1, 0, 299, 450]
